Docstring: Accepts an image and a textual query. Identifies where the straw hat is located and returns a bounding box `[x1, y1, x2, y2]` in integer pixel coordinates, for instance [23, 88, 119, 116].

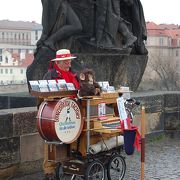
[118, 86, 133, 93]
[51, 49, 76, 61]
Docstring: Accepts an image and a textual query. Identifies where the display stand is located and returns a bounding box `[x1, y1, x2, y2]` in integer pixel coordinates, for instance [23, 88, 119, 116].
[31, 90, 126, 178]
[71, 92, 123, 156]
[31, 90, 123, 157]
[30, 89, 78, 99]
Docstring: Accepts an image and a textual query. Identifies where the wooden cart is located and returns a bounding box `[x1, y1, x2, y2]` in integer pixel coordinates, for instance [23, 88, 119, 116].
[31, 90, 126, 180]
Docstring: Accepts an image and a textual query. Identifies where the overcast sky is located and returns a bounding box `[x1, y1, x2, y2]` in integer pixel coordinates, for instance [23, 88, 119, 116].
[0, 0, 180, 25]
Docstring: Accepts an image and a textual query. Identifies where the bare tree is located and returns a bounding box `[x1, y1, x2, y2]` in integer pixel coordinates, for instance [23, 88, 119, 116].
[149, 54, 180, 90]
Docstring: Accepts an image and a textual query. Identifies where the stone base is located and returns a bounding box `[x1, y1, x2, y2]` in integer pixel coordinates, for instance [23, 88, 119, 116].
[72, 53, 148, 91]
[27, 44, 148, 91]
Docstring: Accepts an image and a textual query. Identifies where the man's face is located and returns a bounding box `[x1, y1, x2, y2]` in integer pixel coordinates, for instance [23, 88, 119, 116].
[56, 59, 71, 71]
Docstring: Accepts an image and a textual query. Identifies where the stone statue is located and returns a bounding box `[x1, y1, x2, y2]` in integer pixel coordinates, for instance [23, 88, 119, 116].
[37, 0, 82, 51]
[94, 0, 137, 49]
[120, 0, 148, 54]
[27, 0, 148, 91]
[27, 0, 82, 82]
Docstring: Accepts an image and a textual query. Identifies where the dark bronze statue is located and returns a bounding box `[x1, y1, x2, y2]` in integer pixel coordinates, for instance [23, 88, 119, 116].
[27, 0, 82, 82]
[95, 0, 137, 49]
[35, 0, 147, 52]
[27, 0, 148, 91]
[37, 0, 82, 50]
[120, 0, 148, 54]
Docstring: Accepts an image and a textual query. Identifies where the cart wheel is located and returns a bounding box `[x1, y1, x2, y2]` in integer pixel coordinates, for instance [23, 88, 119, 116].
[107, 154, 126, 180]
[85, 160, 105, 180]
[55, 162, 63, 180]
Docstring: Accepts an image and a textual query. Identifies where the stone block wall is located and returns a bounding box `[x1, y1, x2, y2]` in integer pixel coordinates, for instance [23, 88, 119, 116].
[132, 92, 180, 135]
[0, 95, 36, 109]
[0, 92, 180, 178]
[132, 93, 164, 134]
[163, 93, 180, 130]
[0, 107, 44, 179]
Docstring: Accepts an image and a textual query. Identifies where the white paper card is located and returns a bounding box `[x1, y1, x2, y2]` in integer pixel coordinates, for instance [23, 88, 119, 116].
[98, 102, 106, 119]
[117, 97, 127, 120]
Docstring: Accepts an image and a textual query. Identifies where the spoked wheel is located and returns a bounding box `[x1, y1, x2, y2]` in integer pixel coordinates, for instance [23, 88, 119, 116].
[107, 154, 126, 180]
[85, 160, 105, 180]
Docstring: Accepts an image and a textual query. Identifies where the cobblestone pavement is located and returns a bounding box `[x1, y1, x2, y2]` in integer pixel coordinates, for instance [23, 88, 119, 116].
[11, 136, 180, 180]
[124, 136, 180, 180]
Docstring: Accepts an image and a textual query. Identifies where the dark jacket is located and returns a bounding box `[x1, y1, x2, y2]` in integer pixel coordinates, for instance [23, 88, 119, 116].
[43, 68, 60, 80]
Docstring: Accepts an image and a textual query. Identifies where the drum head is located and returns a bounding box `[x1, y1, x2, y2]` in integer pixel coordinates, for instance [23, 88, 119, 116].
[53, 98, 83, 144]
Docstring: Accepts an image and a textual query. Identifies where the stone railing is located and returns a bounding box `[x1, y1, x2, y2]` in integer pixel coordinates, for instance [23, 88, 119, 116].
[0, 92, 180, 178]
[0, 92, 36, 109]
[0, 107, 43, 179]
[132, 91, 180, 136]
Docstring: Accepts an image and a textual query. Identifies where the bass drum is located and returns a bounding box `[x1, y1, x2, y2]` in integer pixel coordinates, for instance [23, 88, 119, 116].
[37, 97, 83, 144]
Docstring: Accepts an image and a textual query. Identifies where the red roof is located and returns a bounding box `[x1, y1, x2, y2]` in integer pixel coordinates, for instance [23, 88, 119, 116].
[147, 29, 169, 37]
[159, 24, 179, 30]
[146, 22, 164, 30]
[20, 53, 34, 67]
[12, 53, 20, 61]
[146, 22, 180, 47]
[165, 29, 180, 39]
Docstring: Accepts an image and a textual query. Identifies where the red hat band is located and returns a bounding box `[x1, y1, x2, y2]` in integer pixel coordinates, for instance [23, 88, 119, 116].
[56, 53, 71, 59]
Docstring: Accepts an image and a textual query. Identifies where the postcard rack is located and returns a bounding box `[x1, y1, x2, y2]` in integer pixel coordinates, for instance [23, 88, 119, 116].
[30, 89, 78, 99]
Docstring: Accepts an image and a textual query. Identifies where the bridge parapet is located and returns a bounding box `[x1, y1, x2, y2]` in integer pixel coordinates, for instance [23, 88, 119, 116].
[0, 92, 180, 178]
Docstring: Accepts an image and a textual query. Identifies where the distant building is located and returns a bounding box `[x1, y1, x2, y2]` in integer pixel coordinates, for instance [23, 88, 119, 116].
[143, 22, 180, 83]
[0, 20, 42, 85]
[0, 49, 34, 85]
[146, 22, 180, 59]
[0, 20, 42, 46]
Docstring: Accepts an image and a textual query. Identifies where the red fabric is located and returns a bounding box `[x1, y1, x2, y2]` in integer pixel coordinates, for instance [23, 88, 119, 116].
[125, 118, 132, 130]
[56, 53, 71, 58]
[54, 64, 80, 89]
[133, 126, 141, 152]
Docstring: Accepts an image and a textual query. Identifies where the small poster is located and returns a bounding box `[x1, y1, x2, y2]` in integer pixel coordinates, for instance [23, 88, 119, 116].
[29, 80, 40, 92]
[102, 81, 109, 89]
[98, 81, 103, 88]
[38, 80, 49, 92]
[56, 79, 67, 91]
[57, 79, 66, 84]
[98, 102, 107, 120]
[107, 86, 115, 92]
[48, 80, 58, 92]
[116, 96, 128, 129]
[66, 83, 76, 90]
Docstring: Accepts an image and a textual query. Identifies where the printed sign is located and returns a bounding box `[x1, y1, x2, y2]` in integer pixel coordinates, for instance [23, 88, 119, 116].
[98, 102, 107, 120]
[117, 97, 128, 129]
[54, 98, 82, 143]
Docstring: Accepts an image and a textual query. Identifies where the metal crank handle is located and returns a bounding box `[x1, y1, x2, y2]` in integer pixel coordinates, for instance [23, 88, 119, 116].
[69, 167, 80, 171]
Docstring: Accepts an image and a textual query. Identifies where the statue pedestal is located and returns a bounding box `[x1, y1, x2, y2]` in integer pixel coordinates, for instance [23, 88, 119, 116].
[26, 45, 148, 92]
[72, 53, 148, 91]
